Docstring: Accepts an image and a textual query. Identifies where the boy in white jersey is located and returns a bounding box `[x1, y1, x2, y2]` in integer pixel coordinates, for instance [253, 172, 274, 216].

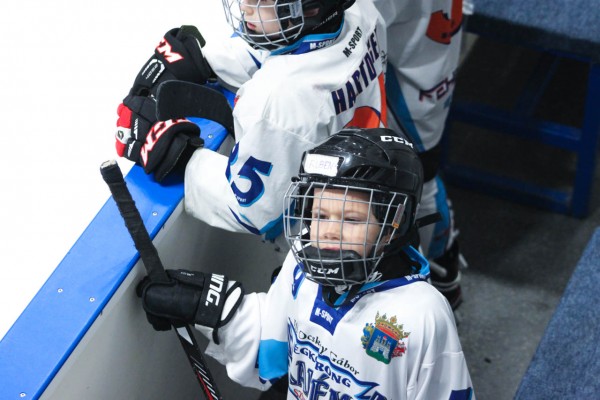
[115, 0, 388, 244]
[137, 128, 475, 399]
[115, 0, 468, 311]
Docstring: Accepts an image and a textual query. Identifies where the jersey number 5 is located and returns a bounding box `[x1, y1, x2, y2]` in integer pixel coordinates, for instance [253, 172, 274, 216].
[226, 143, 273, 207]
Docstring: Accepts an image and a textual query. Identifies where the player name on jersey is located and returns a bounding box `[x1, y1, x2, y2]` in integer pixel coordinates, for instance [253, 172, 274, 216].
[331, 28, 382, 115]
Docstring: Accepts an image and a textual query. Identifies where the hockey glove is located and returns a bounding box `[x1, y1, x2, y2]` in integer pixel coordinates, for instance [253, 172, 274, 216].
[116, 25, 214, 165]
[138, 118, 204, 182]
[129, 25, 214, 98]
[137, 269, 244, 343]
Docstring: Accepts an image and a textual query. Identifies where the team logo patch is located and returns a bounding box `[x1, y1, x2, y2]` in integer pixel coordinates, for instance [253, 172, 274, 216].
[361, 312, 409, 364]
[426, 0, 463, 45]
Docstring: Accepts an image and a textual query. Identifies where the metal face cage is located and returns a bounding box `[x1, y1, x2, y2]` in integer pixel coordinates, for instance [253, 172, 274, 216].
[222, 0, 304, 51]
[283, 181, 408, 286]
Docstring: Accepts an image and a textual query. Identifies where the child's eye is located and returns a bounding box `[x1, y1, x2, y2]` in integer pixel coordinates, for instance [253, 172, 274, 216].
[312, 211, 325, 220]
[344, 216, 364, 223]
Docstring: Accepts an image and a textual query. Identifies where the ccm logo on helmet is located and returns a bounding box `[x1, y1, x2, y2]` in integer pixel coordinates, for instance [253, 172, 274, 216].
[310, 265, 340, 275]
[380, 135, 414, 148]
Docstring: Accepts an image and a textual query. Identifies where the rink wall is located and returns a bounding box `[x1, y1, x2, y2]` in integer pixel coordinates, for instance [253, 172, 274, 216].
[0, 87, 280, 399]
[0, 165, 187, 399]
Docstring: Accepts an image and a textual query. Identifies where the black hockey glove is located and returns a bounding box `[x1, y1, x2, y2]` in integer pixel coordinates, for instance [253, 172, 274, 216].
[129, 25, 214, 97]
[115, 25, 214, 166]
[138, 118, 204, 182]
[136, 269, 244, 343]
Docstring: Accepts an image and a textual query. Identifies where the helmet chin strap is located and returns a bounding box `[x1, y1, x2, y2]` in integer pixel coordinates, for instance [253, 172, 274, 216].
[322, 284, 362, 308]
[320, 245, 425, 308]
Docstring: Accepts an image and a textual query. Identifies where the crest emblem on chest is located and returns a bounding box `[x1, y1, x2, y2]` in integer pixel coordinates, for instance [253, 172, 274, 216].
[361, 312, 409, 364]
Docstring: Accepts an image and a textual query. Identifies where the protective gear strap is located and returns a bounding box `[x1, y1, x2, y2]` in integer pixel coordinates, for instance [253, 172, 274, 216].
[211, 282, 245, 344]
[418, 144, 441, 182]
[416, 211, 442, 228]
[321, 284, 362, 308]
[192, 272, 228, 329]
[377, 251, 420, 280]
[384, 211, 441, 254]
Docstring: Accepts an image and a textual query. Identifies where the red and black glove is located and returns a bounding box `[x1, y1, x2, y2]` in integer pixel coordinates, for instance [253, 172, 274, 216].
[115, 26, 214, 169]
[137, 118, 204, 182]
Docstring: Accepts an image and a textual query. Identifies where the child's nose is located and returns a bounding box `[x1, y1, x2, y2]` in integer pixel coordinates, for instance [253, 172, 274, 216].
[319, 219, 342, 241]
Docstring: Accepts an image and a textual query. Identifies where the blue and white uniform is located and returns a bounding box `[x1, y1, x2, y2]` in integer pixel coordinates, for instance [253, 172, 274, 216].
[202, 247, 475, 399]
[184, 0, 388, 240]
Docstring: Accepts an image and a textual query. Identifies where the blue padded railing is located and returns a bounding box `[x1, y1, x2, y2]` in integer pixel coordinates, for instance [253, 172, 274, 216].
[0, 166, 184, 400]
[0, 85, 233, 400]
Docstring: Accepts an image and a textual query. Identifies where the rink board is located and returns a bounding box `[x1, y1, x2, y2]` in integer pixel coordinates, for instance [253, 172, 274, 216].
[0, 92, 282, 399]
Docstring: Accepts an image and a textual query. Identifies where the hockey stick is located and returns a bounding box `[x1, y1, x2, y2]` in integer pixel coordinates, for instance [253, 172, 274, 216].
[100, 159, 222, 400]
[156, 80, 235, 139]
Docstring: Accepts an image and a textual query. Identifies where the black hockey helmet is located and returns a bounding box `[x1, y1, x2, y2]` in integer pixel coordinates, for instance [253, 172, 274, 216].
[222, 0, 355, 52]
[283, 127, 424, 287]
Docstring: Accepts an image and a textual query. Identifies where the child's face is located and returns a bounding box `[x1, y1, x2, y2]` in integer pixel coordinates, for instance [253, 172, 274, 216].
[240, 0, 282, 35]
[309, 188, 384, 257]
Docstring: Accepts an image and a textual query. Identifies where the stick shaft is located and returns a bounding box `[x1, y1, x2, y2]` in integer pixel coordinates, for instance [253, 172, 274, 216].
[100, 160, 222, 400]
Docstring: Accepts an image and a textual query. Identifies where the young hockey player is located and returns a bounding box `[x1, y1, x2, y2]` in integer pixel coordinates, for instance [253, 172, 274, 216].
[115, 0, 388, 245]
[115, 0, 468, 311]
[137, 128, 475, 399]
[373, 0, 469, 310]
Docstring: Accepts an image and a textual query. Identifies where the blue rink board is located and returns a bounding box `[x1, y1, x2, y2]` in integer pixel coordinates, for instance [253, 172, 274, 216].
[0, 86, 233, 399]
[0, 166, 183, 400]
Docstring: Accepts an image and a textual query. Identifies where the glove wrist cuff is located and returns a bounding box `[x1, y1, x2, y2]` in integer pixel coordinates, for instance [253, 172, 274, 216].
[195, 273, 229, 328]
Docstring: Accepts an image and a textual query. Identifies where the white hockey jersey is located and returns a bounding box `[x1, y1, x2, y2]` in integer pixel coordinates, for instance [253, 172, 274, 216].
[203, 247, 475, 399]
[373, 0, 464, 152]
[185, 0, 388, 239]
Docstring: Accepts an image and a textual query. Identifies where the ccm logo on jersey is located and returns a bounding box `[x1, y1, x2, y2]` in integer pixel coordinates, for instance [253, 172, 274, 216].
[205, 274, 225, 306]
[380, 135, 414, 148]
